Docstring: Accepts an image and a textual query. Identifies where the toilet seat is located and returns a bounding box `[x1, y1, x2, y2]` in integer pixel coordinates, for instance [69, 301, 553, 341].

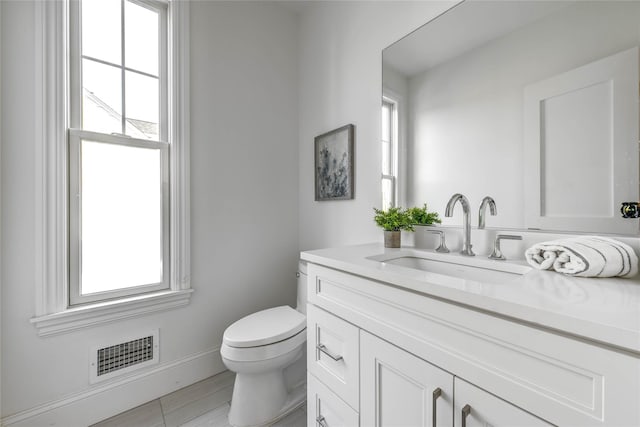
[221, 328, 306, 362]
[223, 305, 306, 348]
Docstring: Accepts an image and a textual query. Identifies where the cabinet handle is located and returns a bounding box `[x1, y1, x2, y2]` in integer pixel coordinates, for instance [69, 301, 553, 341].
[461, 404, 471, 427]
[317, 343, 343, 361]
[316, 415, 328, 427]
[432, 387, 442, 427]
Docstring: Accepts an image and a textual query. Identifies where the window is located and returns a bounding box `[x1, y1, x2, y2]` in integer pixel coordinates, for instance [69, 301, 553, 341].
[31, 0, 190, 334]
[381, 97, 398, 210]
[69, 0, 169, 305]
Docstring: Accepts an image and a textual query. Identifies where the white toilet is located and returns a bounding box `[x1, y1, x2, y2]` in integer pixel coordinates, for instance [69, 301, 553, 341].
[221, 263, 307, 427]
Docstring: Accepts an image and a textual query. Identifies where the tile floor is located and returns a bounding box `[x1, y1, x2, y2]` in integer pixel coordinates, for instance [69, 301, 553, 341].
[91, 371, 307, 427]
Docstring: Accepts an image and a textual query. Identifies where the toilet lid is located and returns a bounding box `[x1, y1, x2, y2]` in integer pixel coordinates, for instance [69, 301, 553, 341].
[223, 306, 306, 348]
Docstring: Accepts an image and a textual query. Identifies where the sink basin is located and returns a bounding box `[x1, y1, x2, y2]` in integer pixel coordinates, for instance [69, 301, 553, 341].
[367, 250, 531, 285]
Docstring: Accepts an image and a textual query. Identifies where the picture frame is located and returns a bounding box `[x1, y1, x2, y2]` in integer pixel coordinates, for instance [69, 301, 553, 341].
[315, 124, 355, 201]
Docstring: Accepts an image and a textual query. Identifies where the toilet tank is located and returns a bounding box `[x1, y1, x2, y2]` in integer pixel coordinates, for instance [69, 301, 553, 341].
[296, 261, 307, 315]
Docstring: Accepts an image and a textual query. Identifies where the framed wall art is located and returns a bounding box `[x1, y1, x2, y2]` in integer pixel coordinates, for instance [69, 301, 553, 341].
[314, 124, 355, 201]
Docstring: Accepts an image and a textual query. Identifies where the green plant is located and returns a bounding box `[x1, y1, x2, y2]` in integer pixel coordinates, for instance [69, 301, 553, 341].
[407, 204, 442, 225]
[373, 207, 415, 232]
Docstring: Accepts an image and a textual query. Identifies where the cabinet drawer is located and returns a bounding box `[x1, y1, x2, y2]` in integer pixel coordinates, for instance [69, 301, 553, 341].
[308, 373, 359, 427]
[454, 378, 552, 427]
[307, 304, 359, 410]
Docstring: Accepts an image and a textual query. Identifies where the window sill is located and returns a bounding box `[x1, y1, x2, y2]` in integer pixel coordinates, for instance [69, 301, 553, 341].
[31, 289, 193, 337]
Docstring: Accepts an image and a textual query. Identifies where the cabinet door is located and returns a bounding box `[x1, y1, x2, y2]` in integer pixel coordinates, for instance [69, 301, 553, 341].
[454, 378, 553, 427]
[308, 373, 359, 427]
[360, 331, 453, 427]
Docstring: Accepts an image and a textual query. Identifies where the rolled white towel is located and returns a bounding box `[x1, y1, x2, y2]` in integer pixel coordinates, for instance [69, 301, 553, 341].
[524, 236, 638, 278]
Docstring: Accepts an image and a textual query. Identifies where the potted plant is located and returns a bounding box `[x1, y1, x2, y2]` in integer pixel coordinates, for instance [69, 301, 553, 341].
[406, 203, 442, 226]
[373, 207, 414, 248]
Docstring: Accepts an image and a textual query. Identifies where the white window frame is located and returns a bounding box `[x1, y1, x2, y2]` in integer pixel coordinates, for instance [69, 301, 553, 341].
[68, 130, 171, 305]
[68, 0, 170, 305]
[382, 96, 399, 209]
[31, 0, 191, 336]
[382, 87, 407, 210]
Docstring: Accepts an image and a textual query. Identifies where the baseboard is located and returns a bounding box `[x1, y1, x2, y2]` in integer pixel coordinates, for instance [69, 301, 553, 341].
[1, 347, 225, 427]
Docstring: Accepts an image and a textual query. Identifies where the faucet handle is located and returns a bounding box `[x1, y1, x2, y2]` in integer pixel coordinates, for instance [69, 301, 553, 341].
[423, 229, 450, 253]
[489, 234, 522, 260]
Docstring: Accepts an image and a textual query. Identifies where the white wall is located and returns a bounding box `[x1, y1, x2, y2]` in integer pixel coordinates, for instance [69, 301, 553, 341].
[1, 0, 299, 423]
[0, 0, 3, 420]
[297, 1, 457, 251]
[406, 1, 640, 229]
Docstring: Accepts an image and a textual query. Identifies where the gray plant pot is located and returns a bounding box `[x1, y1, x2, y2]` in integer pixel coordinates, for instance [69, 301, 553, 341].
[384, 230, 401, 248]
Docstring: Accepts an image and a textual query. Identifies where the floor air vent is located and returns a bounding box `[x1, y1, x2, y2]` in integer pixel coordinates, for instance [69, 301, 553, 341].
[90, 330, 159, 383]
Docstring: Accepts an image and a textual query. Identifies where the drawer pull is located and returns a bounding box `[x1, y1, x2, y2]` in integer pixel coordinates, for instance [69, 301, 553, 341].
[316, 415, 328, 427]
[432, 387, 442, 427]
[317, 343, 343, 361]
[461, 404, 471, 427]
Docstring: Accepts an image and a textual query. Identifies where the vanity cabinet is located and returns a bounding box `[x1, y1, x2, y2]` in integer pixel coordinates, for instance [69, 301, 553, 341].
[361, 329, 553, 427]
[308, 311, 550, 427]
[305, 261, 640, 427]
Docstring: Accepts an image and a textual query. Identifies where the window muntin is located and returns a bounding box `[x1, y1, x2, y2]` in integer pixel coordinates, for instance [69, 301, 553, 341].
[69, 0, 170, 305]
[76, 0, 165, 141]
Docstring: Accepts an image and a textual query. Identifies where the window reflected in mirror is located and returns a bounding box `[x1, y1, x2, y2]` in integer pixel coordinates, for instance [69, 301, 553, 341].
[381, 97, 398, 210]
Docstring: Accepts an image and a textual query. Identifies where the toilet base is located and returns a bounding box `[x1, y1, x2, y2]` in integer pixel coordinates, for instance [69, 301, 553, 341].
[269, 383, 306, 424]
[228, 372, 306, 427]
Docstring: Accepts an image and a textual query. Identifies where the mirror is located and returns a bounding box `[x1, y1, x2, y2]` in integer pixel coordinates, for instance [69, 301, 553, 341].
[383, 0, 640, 235]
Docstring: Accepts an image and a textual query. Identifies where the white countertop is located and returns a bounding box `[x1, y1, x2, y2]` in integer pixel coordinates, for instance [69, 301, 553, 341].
[301, 243, 640, 354]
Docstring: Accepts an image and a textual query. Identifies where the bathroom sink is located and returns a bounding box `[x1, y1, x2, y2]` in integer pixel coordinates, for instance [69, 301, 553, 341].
[366, 250, 531, 285]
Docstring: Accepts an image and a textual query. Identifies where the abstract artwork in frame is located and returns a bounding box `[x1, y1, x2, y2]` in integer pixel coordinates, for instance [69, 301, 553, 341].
[315, 124, 355, 201]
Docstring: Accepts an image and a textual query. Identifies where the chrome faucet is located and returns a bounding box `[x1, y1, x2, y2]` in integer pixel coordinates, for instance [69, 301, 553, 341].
[445, 193, 475, 256]
[478, 196, 497, 229]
